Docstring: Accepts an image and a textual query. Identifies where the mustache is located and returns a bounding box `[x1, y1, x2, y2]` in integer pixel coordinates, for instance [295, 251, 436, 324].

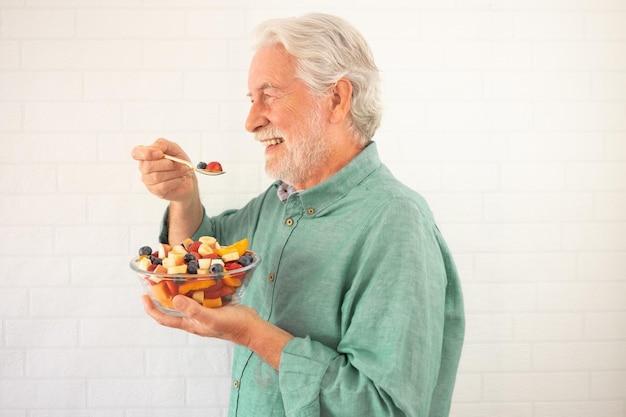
[255, 127, 285, 141]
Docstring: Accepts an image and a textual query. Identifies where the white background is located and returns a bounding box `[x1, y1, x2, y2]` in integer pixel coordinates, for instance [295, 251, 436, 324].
[1, 0, 625, 416]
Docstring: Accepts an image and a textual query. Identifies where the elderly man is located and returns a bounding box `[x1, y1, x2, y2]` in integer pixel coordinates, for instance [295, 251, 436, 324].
[132, 13, 464, 417]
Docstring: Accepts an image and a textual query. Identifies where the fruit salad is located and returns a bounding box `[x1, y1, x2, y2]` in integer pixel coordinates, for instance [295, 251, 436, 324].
[131, 236, 259, 314]
[196, 161, 223, 173]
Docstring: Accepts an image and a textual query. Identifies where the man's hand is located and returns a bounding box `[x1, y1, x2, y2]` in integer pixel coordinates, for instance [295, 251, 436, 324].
[142, 294, 258, 342]
[131, 138, 203, 244]
[131, 138, 197, 202]
[142, 294, 294, 370]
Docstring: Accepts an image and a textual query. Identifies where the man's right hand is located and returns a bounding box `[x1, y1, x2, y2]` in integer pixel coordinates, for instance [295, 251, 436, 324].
[131, 138, 204, 244]
[131, 138, 198, 203]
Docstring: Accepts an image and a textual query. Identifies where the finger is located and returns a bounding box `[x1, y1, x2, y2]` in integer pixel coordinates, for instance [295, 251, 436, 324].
[138, 158, 190, 180]
[131, 145, 164, 162]
[153, 137, 173, 151]
[140, 167, 193, 197]
[173, 294, 206, 323]
[172, 295, 222, 337]
[131, 137, 180, 162]
[142, 173, 188, 194]
[174, 296, 256, 341]
[141, 294, 185, 329]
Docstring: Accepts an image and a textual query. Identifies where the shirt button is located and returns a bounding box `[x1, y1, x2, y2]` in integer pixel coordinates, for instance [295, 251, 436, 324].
[268, 273, 275, 282]
[307, 208, 315, 215]
[233, 380, 239, 388]
[285, 218, 294, 226]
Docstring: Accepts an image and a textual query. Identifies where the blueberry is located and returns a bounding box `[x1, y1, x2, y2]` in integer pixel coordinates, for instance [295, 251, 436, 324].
[239, 253, 254, 267]
[196, 161, 207, 169]
[187, 260, 199, 274]
[209, 263, 224, 273]
[138, 246, 152, 256]
[184, 253, 196, 263]
[149, 255, 162, 265]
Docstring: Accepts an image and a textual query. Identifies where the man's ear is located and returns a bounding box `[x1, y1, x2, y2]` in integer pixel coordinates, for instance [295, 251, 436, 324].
[329, 78, 352, 124]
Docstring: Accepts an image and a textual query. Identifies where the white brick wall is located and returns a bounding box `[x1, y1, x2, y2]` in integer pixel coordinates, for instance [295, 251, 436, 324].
[1, 1, 624, 416]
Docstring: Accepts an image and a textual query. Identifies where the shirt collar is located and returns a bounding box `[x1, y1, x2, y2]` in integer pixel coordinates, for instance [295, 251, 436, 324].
[276, 182, 297, 201]
[274, 142, 382, 210]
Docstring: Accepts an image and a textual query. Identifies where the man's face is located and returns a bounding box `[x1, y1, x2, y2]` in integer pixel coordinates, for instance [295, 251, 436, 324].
[246, 44, 331, 188]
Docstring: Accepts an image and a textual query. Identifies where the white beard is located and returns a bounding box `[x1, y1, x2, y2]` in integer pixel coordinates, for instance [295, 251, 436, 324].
[257, 106, 331, 186]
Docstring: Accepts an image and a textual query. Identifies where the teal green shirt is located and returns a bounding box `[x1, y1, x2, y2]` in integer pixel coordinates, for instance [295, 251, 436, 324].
[162, 143, 464, 417]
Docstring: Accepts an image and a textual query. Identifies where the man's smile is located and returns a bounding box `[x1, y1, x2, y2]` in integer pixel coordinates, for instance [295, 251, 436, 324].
[259, 137, 284, 147]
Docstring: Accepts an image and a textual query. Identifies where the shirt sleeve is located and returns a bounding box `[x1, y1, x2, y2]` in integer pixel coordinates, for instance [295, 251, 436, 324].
[158, 205, 213, 244]
[277, 196, 460, 417]
[158, 183, 278, 245]
[158, 204, 253, 246]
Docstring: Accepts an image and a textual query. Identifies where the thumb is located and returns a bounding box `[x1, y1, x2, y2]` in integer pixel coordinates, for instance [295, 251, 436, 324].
[173, 294, 205, 321]
[172, 294, 207, 324]
[130, 145, 163, 161]
[173, 294, 192, 311]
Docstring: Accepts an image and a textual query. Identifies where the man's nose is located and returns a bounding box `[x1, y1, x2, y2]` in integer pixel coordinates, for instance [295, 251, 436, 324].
[245, 100, 268, 133]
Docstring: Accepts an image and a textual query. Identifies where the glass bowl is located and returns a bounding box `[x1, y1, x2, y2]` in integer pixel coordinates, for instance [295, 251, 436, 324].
[130, 252, 260, 316]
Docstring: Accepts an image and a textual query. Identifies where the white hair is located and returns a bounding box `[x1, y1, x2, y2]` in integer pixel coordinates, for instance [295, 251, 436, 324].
[250, 13, 383, 147]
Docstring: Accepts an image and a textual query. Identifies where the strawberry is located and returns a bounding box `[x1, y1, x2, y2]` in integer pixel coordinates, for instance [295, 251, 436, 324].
[188, 241, 202, 253]
[206, 161, 223, 172]
[225, 261, 243, 271]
